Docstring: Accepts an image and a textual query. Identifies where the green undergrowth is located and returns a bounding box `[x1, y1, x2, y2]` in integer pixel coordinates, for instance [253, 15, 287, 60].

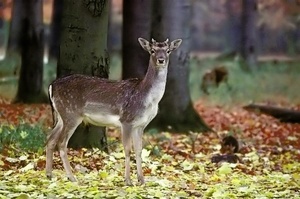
[190, 56, 300, 106]
[0, 123, 46, 153]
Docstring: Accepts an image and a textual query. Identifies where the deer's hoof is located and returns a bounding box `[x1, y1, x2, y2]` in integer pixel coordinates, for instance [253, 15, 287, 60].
[138, 176, 145, 185]
[125, 178, 133, 186]
[67, 175, 77, 182]
[46, 172, 52, 180]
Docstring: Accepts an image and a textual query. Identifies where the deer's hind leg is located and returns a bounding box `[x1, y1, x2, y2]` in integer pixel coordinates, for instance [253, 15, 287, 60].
[46, 113, 63, 179]
[58, 118, 82, 182]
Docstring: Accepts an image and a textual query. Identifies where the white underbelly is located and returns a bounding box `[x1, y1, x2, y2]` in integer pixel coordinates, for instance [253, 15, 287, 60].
[83, 113, 121, 127]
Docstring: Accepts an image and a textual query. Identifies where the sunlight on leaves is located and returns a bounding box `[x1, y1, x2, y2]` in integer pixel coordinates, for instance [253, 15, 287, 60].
[18, 155, 28, 161]
[218, 162, 232, 175]
[141, 148, 151, 161]
[180, 159, 195, 171]
[111, 151, 124, 159]
[19, 162, 34, 172]
[15, 193, 30, 199]
[20, 131, 28, 139]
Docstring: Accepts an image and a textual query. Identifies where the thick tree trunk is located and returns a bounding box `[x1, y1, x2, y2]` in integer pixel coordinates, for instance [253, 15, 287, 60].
[14, 0, 47, 103]
[7, 0, 23, 56]
[0, 1, 5, 51]
[48, 0, 63, 60]
[149, 0, 211, 133]
[240, 0, 258, 70]
[224, 0, 242, 53]
[57, 0, 109, 149]
[122, 0, 152, 79]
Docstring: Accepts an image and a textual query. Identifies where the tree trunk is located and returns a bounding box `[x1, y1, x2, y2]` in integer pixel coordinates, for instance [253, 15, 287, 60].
[57, 0, 109, 150]
[224, 0, 242, 53]
[14, 0, 47, 103]
[122, 0, 152, 79]
[149, 0, 211, 133]
[240, 0, 258, 70]
[0, 1, 5, 51]
[48, 0, 63, 60]
[7, 0, 23, 56]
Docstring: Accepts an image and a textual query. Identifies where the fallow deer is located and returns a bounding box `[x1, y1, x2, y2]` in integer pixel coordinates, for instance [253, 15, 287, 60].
[46, 38, 182, 185]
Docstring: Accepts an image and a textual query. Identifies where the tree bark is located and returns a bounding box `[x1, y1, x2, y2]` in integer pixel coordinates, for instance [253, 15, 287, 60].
[57, 0, 109, 150]
[149, 0, 211, 133]
[224, 0, 242, 53]
[122, 0, 152, 79]
[0, 1, 5, 50]
[240, 0, 258, 70]
[7, 0, 23, 56]
[14, 0, 47, 103]
[48, 0, 63, 60]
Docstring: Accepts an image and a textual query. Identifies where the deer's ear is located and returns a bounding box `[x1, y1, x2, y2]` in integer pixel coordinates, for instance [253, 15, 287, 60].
[138, 38, 151, 52]
[170, 39, 182, 51]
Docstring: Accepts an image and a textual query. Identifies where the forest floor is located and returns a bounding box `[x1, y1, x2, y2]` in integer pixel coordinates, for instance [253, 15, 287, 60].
[0, 94, 299, 198]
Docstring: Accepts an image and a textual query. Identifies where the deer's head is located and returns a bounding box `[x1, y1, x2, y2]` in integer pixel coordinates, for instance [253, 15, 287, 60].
[138, 37, 182, 69]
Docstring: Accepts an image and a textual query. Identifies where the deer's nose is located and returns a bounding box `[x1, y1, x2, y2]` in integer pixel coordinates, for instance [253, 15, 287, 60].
[157, 59, 165, 65]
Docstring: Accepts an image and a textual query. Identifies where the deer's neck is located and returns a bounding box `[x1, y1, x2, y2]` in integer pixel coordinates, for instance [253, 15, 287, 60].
[140, 59, 169, 104]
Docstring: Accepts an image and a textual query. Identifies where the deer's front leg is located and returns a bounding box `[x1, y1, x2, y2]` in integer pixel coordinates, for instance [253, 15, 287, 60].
[132, 127, 144, 185]
[121, 124, 133, 186]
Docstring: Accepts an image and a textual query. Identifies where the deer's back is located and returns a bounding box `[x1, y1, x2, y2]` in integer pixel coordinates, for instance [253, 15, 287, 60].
[50, 74, 155, 127]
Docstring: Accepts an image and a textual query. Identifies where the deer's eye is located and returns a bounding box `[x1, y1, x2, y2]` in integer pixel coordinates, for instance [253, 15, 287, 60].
[166, 49, 171, 54]
[151, 50, 155, 54]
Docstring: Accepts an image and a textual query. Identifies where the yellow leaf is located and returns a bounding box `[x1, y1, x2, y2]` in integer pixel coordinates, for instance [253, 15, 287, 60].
[141, 149, 151, 161]
[20, 131, 28, 139]
[218, 162, 232, 175]
[111, 152, 124, 159]
[16, 193, 30, 199]
[4, 170, 13, 176]
[181, 160, 194, 171]
[19, 162, 34, 172]
[99, 171, 108, 179]
[19, 155, 28, 161]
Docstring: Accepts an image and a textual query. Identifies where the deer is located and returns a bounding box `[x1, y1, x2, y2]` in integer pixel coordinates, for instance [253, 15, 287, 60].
[45, 37, 182, 186]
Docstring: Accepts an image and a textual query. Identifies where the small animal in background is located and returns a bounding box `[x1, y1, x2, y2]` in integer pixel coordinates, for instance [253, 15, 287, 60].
[220, 135, 239, 154]
[211, 135, 240, 164]
[200, 66, 230, 94]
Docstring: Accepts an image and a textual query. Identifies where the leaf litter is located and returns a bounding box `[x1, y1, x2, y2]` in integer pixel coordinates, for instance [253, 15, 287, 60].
[0, 99, 299, 198]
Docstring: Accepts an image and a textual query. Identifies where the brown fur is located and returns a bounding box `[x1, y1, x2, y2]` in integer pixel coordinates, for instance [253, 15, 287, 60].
[201, 66, 229, 94]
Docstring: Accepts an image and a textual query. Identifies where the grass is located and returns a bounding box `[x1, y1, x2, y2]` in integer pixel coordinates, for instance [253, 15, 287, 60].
[0, 123, 46, 152]
[189, 55, 300, 106]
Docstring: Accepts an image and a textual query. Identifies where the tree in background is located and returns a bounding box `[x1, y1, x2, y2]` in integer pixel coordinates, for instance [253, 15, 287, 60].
[48, 0, 62, 61]
[148, 0, 211, 132]
[223, 0, 258, 70]
[57, 0, 109, 149]
[240, 0, 258, 70]
[6, 0, 22, 56]
[0, 0, 5, 51]
[224, 0, 242, 54]
[14, 0, 47, 103]
[122, 0, 152, 79]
